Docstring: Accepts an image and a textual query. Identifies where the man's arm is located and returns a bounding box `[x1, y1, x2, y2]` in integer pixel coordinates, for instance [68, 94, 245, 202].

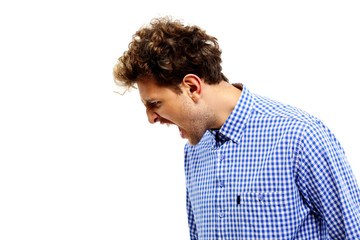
[186, 187, 198, 240]
[296, 120, 360, 239]
[184, 144, 198, 240]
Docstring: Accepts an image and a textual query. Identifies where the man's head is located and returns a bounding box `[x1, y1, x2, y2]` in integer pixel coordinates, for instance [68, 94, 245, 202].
[113, 17, 228, 92]
[113, 17, 228, 145]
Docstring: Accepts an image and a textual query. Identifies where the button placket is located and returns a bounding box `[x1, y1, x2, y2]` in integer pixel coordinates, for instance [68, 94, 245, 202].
[215, 149, 226, 237]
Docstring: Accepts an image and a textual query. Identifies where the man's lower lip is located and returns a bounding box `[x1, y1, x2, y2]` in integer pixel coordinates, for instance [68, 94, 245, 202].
[179, 127, 186, 139]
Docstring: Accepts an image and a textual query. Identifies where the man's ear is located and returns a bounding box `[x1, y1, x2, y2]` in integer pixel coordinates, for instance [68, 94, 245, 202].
[182, 74, 202, 102]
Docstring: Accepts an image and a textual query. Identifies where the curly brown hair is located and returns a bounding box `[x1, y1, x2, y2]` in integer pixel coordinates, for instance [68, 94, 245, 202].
[113, 17, 228, 94]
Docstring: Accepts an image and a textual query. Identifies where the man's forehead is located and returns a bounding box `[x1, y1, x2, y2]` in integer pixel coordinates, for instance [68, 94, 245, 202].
[137, 80, 156, 100]
[138, 85, 160, 103]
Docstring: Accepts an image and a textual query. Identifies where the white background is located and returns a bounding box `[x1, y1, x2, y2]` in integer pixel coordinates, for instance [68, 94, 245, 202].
[0, 0, 359, 239]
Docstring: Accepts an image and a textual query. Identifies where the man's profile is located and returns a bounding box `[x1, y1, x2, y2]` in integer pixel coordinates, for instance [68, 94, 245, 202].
[113, 17, 360, 239]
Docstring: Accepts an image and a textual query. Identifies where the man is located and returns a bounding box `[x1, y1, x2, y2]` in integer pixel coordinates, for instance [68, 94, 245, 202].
[114, 17, 360, 239]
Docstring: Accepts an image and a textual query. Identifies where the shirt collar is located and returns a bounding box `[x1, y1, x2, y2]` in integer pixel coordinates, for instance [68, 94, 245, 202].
[209, 84, 254, 145]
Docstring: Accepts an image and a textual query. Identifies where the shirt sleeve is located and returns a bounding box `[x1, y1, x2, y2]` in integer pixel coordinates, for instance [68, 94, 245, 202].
[296, 120, 360, 239]
[186, 187, 198, 240]
[184, 144, 198, 240]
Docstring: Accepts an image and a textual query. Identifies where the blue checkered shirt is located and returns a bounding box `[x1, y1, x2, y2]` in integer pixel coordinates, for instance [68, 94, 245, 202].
[184, 84, 360, 239]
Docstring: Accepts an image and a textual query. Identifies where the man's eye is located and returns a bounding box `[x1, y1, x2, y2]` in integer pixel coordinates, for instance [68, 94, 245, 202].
[148, 101, 160, 109]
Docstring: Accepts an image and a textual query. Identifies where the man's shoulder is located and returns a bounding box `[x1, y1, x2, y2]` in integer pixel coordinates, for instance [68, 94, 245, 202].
[251, 92, 319, 126]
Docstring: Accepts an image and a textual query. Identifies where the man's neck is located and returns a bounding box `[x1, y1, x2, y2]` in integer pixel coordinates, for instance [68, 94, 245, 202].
[203, 81, 242, 129]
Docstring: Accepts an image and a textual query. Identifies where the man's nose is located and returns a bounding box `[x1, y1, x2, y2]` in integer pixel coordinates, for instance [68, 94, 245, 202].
[146, 110, 160, 124]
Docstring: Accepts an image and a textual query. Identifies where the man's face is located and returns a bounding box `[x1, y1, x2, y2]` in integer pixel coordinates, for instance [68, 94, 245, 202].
[137, 78, 208, 145]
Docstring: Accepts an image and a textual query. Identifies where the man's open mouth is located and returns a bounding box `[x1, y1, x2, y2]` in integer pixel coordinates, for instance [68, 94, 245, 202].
[160, 119, 186, 139]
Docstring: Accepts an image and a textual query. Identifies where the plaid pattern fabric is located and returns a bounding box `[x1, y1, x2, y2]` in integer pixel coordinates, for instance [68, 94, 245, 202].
[184, 85, 360, 239]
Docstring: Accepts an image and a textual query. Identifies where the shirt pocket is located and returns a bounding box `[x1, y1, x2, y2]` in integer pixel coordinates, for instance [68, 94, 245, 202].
[239, 191, 292, 239]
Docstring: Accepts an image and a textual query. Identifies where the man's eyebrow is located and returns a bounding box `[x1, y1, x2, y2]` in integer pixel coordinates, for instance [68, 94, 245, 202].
[140, 98, 153, 104]
[143, 99, 160, 107]
[145, 98, 159, 104]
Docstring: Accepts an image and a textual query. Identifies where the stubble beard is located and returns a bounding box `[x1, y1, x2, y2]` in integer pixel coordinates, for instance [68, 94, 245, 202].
[184, 105, 216, 146]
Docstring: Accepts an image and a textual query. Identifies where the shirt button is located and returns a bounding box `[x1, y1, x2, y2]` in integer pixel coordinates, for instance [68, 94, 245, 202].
[218, 212, 225, 218]
[258, 194, 264, 202]
[219, 180, 224, 188]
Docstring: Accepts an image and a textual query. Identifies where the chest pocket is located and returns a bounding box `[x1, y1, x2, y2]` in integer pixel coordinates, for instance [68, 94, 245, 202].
[239, 191, 293, 239]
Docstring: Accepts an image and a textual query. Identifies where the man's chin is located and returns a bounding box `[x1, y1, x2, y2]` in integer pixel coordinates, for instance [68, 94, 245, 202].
[182, 129, 206, 146]
[186, 135, 203, 146]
